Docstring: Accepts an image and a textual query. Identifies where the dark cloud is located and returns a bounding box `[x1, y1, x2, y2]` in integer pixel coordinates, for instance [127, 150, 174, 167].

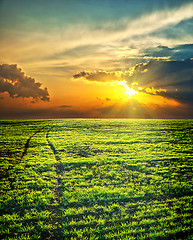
[0, 64, 50, 101]
[143, 44, 193, 61]
[73, 71, 87, 79]
[58, 105, 72, 108]
[126, 59, 193, 105]
[73, 71, 122, 82]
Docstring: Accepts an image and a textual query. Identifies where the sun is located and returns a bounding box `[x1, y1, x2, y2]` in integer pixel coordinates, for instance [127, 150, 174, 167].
[124, 85, 138, 98]
[120, 81, 138, 99]
[113, 80, 139, 101]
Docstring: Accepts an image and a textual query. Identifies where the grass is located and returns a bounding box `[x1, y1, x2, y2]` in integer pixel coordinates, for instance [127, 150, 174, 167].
[0, 119, 193, 239]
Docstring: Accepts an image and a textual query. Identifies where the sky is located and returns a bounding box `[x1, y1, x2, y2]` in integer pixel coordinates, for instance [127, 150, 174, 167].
[0, 0, 193, 119]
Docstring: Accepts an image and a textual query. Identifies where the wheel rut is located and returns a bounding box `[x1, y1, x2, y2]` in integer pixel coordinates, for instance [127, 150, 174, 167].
[46, 126, 65, 239]
[1, 125, 48, 182]
[21, 125, 47, 159]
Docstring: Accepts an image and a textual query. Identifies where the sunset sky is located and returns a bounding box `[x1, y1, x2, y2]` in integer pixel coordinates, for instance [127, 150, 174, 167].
[0, 0, 193, 119]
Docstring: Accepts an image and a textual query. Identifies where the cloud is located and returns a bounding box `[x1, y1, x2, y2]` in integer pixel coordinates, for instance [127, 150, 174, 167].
[58, 105, 72, 108]
[150, 17, 193, 41]
[0, 64, 50, 101]
[119, 3, 193, 45]
[143, 44, 193, 61]
[126, 59, 193, 105]
[73, 71, 122, 82]
[47, 44, 103, 60]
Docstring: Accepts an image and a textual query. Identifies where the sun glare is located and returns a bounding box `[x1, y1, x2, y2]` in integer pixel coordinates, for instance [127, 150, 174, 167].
[125, 85, 138, 98]
[115, 81, 139, 101]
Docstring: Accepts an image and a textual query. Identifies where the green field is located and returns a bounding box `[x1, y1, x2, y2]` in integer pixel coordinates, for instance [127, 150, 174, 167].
[0, 119, 193, 239]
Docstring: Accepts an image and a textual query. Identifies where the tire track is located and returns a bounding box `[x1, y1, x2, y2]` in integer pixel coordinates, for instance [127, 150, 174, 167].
[46, 126, 65, 239]
[21, 125, 47, 159]
[1, 125, 48, 182]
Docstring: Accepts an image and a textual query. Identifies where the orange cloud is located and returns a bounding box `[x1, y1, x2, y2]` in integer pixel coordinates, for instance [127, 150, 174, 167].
[0, 64, 50, 102]
[73, 71, 122, 82]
